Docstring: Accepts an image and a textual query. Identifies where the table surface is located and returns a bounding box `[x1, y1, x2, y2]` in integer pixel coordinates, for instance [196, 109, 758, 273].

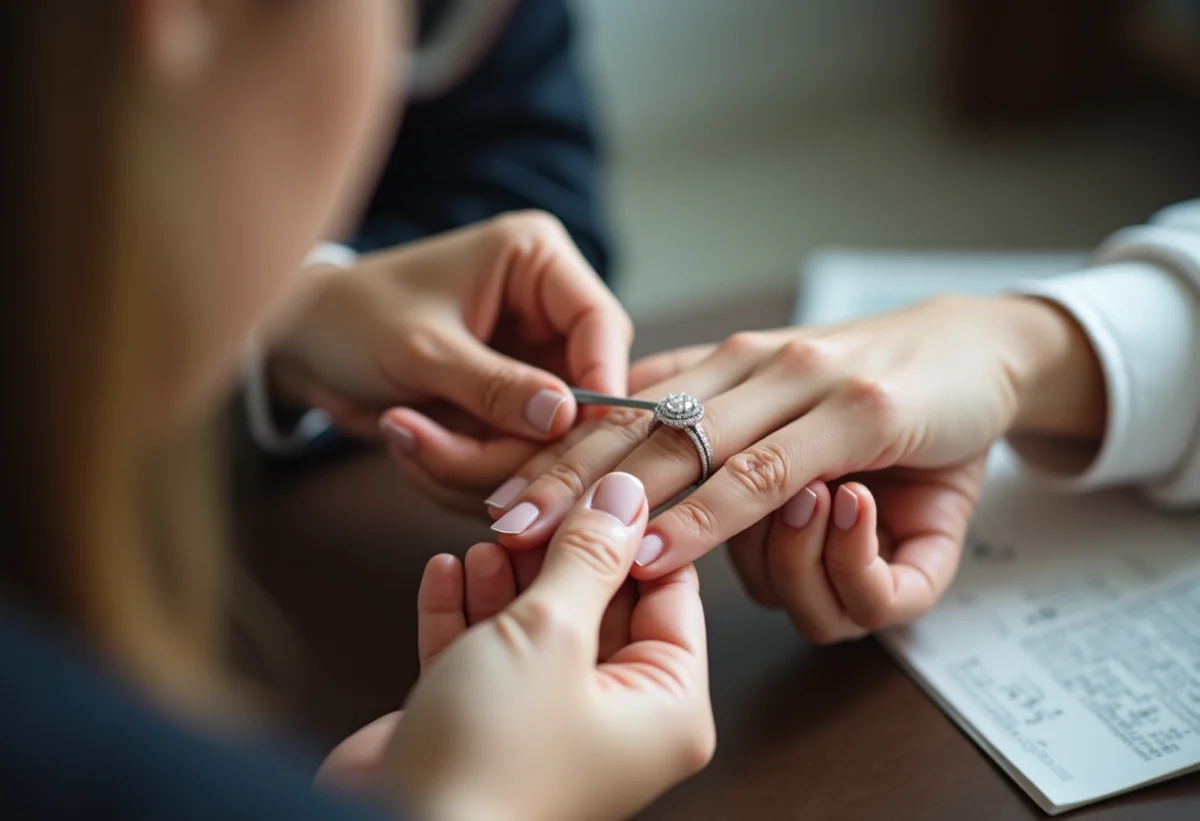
[234, 284, 1200, 820]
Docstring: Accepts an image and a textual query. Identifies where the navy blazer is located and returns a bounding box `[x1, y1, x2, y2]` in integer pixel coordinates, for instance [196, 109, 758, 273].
[352, 0, 612, 280]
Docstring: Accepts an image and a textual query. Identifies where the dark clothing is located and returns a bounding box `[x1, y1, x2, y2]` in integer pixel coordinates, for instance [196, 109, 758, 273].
[353, 0, 612, 280]
[0, 605, 397, 820]
[235, 0, 610, 466]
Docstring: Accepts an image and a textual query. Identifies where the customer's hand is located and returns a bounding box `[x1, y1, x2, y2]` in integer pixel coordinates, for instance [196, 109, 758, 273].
[263, 212, 630, 509]
[319, 473, 714, 821]
[397, 295, 1106, 638]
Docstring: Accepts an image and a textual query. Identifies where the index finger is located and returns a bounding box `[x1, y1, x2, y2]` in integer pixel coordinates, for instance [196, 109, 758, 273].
[380, 406, 540, 493]
[565, 305, 633, 399]
[528, 238, 632, 398]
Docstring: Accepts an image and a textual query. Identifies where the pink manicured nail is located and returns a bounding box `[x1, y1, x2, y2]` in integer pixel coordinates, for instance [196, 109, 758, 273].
[525, 389, 566, 433]
[833, 486, 860, 531]
[782, 485, 819, 529]
[491, 502, 539, 535]
[485, 477, 528, 509]
[590, 472, 645, 526]
[379, 418, 418, 455]
[635, 534, 664, 567]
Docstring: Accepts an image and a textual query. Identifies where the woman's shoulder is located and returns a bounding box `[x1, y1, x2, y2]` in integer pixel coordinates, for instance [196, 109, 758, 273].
[0, 602, 390, 821]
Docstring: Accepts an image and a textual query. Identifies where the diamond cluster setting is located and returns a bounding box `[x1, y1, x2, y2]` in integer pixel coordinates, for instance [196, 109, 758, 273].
[646, 391, 712, 483]
[653, 392, 704, 428]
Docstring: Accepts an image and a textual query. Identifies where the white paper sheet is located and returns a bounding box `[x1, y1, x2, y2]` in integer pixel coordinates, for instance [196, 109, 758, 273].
[795, 248, 1200, 812]
[880, 447, 1200, 813]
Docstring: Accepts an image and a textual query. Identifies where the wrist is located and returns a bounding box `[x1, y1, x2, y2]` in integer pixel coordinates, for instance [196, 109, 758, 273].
[259, 261, 345, 348]
[256, 258, 350, 408]
[998, 295, 1107, 439]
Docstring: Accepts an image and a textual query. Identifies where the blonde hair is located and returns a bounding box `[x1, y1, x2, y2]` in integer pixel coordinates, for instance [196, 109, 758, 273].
[3, 3, 228, 708]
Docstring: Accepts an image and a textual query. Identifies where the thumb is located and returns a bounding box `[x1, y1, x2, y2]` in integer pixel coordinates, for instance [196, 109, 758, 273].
[521, 472, 647, 643]
[416, 328, 576, 439]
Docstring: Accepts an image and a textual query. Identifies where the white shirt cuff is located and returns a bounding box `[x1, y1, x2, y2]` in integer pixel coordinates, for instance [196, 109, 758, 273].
[1006, 260, 1200, 494]
[242, 243, 357, 456]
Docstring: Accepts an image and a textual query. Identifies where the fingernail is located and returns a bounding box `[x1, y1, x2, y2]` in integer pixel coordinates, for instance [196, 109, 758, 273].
[590, 472, 645, 526]
[782, 485, 819, 529]
[379, 418, 418, 455]
[635, 534, 664, 567]
[491, 501, 539, 535]
[485, 477, 528, 509]
[473, 546, 505, 577]
[525, 389, 566, 433]
[833, 486, 859, 531]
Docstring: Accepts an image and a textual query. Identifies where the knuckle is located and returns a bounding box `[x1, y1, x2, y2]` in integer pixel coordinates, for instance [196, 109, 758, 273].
[771, 337, 830, 375]
[678, 717, 717, 774]
[539, 460, 589, 499]
[840, 375, 900, 422]
[923, 292, 972, 314]
[399, 324, 445, 367]
[617, 310, 635, 344]
[505, 597, 577, 648]
[647, 426, 704, 471]
[497, 209, 566, 242]
[604, 407, 651, 435]
[670, 497, 721, 542]
[822, 545, 862, 577]
[555, 526, 629, 578]
[838, 376, 905, 449]
[718, 331, 766, 359]
[723, 442, 793, 498]
[474, 366, 517, 422]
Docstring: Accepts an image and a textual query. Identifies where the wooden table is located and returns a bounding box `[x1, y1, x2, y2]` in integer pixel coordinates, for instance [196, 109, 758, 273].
[234, 284, 1200, 820]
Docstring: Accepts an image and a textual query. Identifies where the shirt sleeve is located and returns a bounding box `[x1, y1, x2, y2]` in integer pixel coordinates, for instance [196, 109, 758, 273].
[242, 243, 355, 456]
[1008, 200, 1200, 508]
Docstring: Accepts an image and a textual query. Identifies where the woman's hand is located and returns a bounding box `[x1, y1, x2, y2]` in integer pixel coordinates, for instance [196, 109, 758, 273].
[318, 472, 714, 821]
[395, 294, 1106, 638]
[263, 211, 631, 511]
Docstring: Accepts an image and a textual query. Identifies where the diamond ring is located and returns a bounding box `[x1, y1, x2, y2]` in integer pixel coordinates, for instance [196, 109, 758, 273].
[647, 392, 712, 483]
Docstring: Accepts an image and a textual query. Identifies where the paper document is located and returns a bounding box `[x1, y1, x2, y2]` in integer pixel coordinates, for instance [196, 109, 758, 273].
[795, 248, 1200, 812]
[880, 447, 1200, 813]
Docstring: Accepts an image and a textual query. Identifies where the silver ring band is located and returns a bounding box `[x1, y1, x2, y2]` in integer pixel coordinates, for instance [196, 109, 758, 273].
[647, 392, 713, 483]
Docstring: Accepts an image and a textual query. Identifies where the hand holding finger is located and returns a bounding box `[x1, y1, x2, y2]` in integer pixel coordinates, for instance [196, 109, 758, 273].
[488, 337, 773, 550]
[825, 477, 972, 629]
[380, 406, 540, 496]
[632, 389, 886, 579]
[767, 481, 866, 644]
[516, 472, 648, 652]
[403, 326, 579, 440]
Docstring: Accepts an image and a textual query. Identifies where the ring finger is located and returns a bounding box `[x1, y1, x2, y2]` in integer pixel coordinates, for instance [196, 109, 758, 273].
[499, 349, 840, 552]
[486, 343, 770, 547]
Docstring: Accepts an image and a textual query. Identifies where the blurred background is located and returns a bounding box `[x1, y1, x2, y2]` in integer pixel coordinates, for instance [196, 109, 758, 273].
[566, 0, 1200, 320]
